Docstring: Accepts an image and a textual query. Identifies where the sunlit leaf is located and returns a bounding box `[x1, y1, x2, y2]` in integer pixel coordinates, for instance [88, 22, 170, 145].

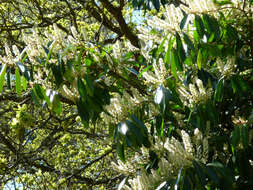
[15, 67, 21, 96]
[0, 64, 7, 93]
[197, 49, 202, 70]
[22, 76, 27, 91]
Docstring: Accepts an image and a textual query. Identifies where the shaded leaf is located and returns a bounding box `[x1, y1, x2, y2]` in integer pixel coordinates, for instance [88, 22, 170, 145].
[180, 14, 188, 30]
[183, 32, 195, 51]
[85, 75, 94, 96]
[77, 97, 89, 127]
[116, 141, 125, 162]
[77, 77, 87, 101]
[231, 126, 240, 149]
[215, 78, 224, 102]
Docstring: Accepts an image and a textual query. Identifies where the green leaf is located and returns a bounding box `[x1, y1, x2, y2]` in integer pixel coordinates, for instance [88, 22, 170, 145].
[175, 167, 183, 188]
[125, 120, 143, 147]
[52, 93, 62, 114]
[231, 126, 240, 149]
[116, 141, 125, 162]
[180, 14, 188, 30]
[154, 85, 168, 114]
[31, 89, 40, 106]
[139, 65, 152, 78]
[44, 44, 54, 65]
[170, 51, 177, 78]
[176, 33, 186, 64]
[193, 161, 206, 187]
[51, 64, 63, 87]
[215, 78, 224, 102]
[130, 115, 150, 147]
[15, 67, 21, 96]
[164, 36, 175, 67]
[197, 49, 202, 70]
[77, 97, 89, 127]
[85, 75, 94, 96]
[77, 77, 87, 101]
[183, 32, 195, 51]
[6, 69, 11, 89]
[195, 15, 205, 39]
[202, 164, 219, 184]
[156, 33, 168, 57]
[241, 126, 249, 148]
[16, 61, 31, 81]
[34, 84, 44, 99]
[153, 0, 160, 11]
[202, 14, 220, 40]
[22, 76, 27, 91]
[213, 0, 232, 5]
[0, 64, 7, 93]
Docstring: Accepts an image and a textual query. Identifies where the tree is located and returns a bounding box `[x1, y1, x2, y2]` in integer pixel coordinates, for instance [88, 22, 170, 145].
[0, 0, 252, 189]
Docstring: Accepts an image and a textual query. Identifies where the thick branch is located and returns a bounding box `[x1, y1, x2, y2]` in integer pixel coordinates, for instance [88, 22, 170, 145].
[99, 0, 140, 48]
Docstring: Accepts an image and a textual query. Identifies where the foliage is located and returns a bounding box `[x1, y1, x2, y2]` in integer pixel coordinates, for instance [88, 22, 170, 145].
[0, 0, 253, 189]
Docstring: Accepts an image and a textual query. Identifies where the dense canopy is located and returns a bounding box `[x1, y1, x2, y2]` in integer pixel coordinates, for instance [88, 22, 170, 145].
[0, 0, 252, 189]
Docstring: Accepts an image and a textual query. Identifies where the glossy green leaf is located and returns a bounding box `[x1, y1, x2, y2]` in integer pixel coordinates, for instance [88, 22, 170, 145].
[77, 97, 89, 127]
[156, 33, 168, 57]
[45, 44, 54, 65]
[22, 75, 27, 91]
[15, 67, 21, 96]
[116, 141, 125, 162]
[16, 61, 31, 81]
[176, 33, 186, 63]
[213, 0, 232, 5]
[138, 65, 152, 78]
[175, 167, 183, 188]
[0, 64, 7, 93]
[52, 93, 62, 114]
[85, 75, 94, 96]
[215, 78, 224, 102]
[77, 77, 87, 101]
[125, 120, 143, 147]
[6, 69, 11, 89]
[241, 126, 249, 148]
[164, 36, 175, 67]
[202, 164, 219, 184]
[170, 50, 180, 79]
[193, 161, 206, 187]
[51, 64, 63, 87]
[183, 32, 195, 51]
[231, 126, 240, 148]
[202, 14, 220, 40]
[197, 49, 202, 70]
[34, 84, 44, 99]
[153, 0, 160, 11]
[170, 53, 177, 78]
[195, 15, 205, 39]
[31, 89, 40, 106]
[180, 14, 188, 30]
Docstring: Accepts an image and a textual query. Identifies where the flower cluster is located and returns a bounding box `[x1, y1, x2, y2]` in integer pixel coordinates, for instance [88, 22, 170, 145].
[178, 78, 213, 107]
[216, 56, 236, 78]
[142, 58, 168, 86]
[113, 129, 209, 190]
[101, 87, 149, 124]
[180, 0, 217, 14]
